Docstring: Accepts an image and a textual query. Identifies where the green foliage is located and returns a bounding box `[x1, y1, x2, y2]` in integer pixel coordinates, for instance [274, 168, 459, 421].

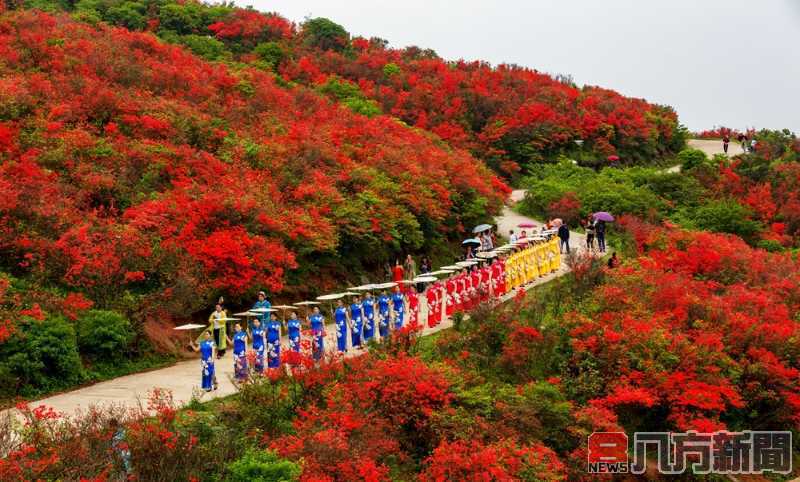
[104, 1, 147, 30]
[253, 41, 287, 70]
[302, 17, 349, 51]
[677, 147, 708, 171]
[76, 309, 133, 361]
[382, 62, 401, 77]
[0, 316, 84, 398]
[342, 97, 381, 117]
[319, 76, 381, 117]
[225, 449, 301, 482]
[172, 33, 228, 61]
[158, 2, 204, 35]
[687, 199, 763, 242]
[519, 161, 691, 223]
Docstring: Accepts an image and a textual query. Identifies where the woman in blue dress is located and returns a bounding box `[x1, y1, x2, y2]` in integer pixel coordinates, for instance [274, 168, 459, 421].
[350, 295, 364, 349]
[250, 318, 266, 374]
[251, 291, 271, 331]
[392, 286, 406, 329]
[308, 306, 325, 360]
[287, 311, 301, 352]
[334, 299, 349, 353]
[378, 290, 391, 338]
[229, 323, 248, 382]
[266, 313, 282, 369]
[362, 292, 376, 342]
[191, 331, 216, 392]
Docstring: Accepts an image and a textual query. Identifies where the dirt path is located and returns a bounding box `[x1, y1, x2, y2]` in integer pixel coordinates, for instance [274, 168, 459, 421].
[9, 191, 581, 418]
[688, 138, 745, 157]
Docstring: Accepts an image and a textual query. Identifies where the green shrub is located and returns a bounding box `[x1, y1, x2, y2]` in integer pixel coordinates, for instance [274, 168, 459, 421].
[253, 41, 287, 70]
[677, 148, 708, 171]
[382, 62, 401, 77]
[689, 199, 762, 242]
[302, 17, 349, 51]
[175, 34, 228, 61]
[0, 316, 84, 397]
[226, 449, 301, 482]
[76, 310, 133, 361]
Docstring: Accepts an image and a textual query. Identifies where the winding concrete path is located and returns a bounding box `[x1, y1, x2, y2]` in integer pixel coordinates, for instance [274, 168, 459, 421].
[11, 192, 581, 418]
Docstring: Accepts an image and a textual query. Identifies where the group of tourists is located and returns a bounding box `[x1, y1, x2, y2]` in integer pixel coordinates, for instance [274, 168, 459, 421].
[187, 232, 565, 392]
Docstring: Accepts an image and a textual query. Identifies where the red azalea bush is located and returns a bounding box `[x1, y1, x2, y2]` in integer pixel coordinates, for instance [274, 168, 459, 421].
[419, 438, 566, 481]
[569, 221, 800, 432]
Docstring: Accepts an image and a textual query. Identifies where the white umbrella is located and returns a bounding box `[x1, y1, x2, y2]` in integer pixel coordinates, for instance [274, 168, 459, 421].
[294, 301, 320, 306]
[233, 311, 258, 317]
[174, 323, 206, 331]
[316, 293, 347, 301]
[250, 307, 276, 313]
[456, 261, 478, 267]
[373, 282, 398, 289]
[413, 276, 438, 283]
[350, 284, 376, 291]
[440, 265, 461, 270]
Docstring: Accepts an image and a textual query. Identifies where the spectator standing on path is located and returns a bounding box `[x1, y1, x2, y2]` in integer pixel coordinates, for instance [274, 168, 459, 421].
[557, 223, 570, 254]
[584, 216, 595, 252]
[418, 256, 431, 292]
[420, 256, 431, 273]
[404, 254, 417, 280]
[392, 259, 404, 284]
[750, 139, 757, 153]
[596, 220, 607, 253]
[723, 135, 730, 154]
[509, 230, 518, 243]
[481, 231, 494, 251]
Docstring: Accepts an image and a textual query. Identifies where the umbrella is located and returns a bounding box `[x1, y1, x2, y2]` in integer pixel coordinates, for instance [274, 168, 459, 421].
[607, 155, 620, 162]
[350, 284, 376, 291]
[550, 218, 563, 227]
[428, 270, 454, 276]
[373, 282, 398, 289]
[477, 251, 498, 259]
[593, 212, 615, 222]
[294, 301, 320, 306]
[413, 276, 438, 284]
[517, 222, 536, 229]
[472, 223, 492, 234]
[250, 307, 276, 313]
[462, 238, 481, 247]
[317, 293, 347, 301]
[272, 305, 295, 310]
[456, 261, 478, 267]
[174, 323, 206, 331]
[233, 311, 258, 317]
[440, 265, 461, 270]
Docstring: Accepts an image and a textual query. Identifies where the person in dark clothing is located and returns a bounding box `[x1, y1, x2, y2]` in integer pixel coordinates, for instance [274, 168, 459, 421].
[557, 224, 570, 254]
[607, 252, 618, 268]
[595, 220, 606, 253]
[723, 135, 730, 154]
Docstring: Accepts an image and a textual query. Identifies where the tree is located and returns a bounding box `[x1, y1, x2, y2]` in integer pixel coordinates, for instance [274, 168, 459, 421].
[302, 17, 349, 51]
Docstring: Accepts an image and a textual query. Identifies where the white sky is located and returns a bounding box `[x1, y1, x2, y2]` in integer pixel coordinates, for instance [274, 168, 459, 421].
[243, 0, 800, 133]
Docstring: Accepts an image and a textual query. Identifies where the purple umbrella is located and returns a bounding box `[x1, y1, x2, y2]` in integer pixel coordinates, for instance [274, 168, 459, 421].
[593, 212, 615, 222]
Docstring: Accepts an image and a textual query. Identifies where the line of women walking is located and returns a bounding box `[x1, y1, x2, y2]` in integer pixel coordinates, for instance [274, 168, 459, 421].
[190, 236, 561, 392]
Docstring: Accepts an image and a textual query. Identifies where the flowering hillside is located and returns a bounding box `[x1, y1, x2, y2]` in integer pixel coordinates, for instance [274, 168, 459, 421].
[30, 0, 686, 175]
[4, 220, 799, 480]
[0, 9, 505, 396]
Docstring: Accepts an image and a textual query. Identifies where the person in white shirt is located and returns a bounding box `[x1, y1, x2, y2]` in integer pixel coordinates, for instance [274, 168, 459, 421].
[509, 230, 518, 243]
